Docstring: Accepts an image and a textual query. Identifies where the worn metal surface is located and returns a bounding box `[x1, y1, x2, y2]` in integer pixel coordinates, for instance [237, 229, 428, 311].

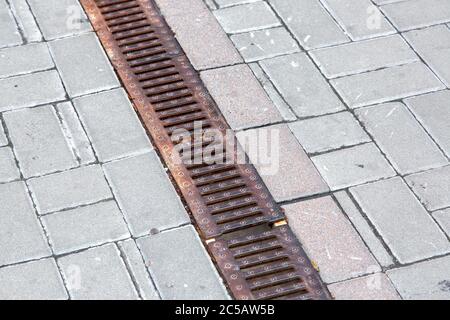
[80, 0, 330, 300]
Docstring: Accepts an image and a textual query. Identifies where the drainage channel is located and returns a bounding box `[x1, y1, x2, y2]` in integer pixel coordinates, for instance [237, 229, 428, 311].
[80, 0, 330, 300]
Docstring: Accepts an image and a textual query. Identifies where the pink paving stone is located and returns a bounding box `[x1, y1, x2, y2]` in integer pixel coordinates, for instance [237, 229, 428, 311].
[237, 124, 329, 202]
[328, 273, 401, 300]
[201, 64, 283, 130]
[154, 0, 242, 70]
[283, 196, 380, 283]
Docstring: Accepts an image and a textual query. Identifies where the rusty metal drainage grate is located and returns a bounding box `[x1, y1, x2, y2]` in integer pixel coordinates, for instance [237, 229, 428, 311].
[81, 0, 330, 300]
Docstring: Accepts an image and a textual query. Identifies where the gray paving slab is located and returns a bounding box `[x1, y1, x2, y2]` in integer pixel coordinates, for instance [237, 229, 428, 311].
[103, 152, 189, 237]
[312, 143, 396, 190]
[289, 112, 370, 154]
[28, 0, 92, 40]
[4, 105, 77, 178]
[237, 124, 329, 202]
[310, 35, 418, 78]
[387, 255, 450, 299]
[0, 70, 66, 112]
[350, 177, 450, 264]
[0, 43, 53, 79]
[215, 0, 260, 7]
[404, 25, 450, 87]
[230, 27, 300, 62]
[406, 166, 450, 212]
[117, 239, 160, 300]
[356, 103, 447, 175]
[0, 181, 51, 266]
[334, 191, 394, 267]
[283, 196, 380, 283]
[28, 165, 112, 215]
[9, 0, 42, 43]
[58, 243, 139, 300]
[0, 147, 20, 183]
[137, 225, 229, 300]
[73, 88, 152, 163]
[381, 0, 450, 31]
[0, 0, 22, 48]
[433, 208, 450, 237]
[49, 33, 119, 97]
[200, 64, 283, 130]
[42, 201, 130, 255]
[0, 120, 7, 146]
[214, 2, 280, 33]
[331, 62, 445, 108]
[0, 258, 68, 300]
[404, 90, 450, 158]
[260, 52, 345, 117]
[321, 0, 395, 41]
[269, 0, 349, 49]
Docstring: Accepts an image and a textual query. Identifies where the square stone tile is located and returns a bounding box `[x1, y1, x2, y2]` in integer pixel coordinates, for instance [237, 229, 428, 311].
[0, 181, 51, 266]
[42, 201, 130, 254]
[312, 143, 396, 190]
[58, 243, 139, 300]
[0, 258, 67, 300]
[283, 196, 380, 283]
[406, 165, 450, 211]
[137, 225, 229, 300]
[433, 208, 450, 237]
[0, 147, 20, 183]
[289, 112, 370, 154]
[28, 165, 112, 214]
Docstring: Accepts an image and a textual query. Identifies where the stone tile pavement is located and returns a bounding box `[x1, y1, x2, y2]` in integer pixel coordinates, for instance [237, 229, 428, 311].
[171, 0, 450, 299]
[0, 0, 229, 300]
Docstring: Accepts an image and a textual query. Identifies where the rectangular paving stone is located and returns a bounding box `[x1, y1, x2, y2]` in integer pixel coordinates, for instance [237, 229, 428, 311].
[155, 0, 242, 70]
[56, 102, 96, 165]
[0, 181, 51, 266]
[0, 258, 68, 300]
[0, 43, 53, 79]
[387, 255, 450, 299]
[312, 143, 395, 190]
[283, 196, 380, 283]
[103, 152, 189, 237]
[237, 124, 329, 202]
[73, 88, 152, 162]
[260, 53, 345, 117]
[200, 64, 282, 130]
[230, 27, 300, 62]
[49, 33, 119, 97]
[0, 120, 7, 146]
[58, 243, 139, 300]
[117, 239, 160, 300]
[406, 166, 450, 212]
[331, 62, 445, 108]
[405, 90, 450, 158]
[4, 105, 77, 178]
[42, 201, 130, 255]
[0, 0, 22, 48]
[0, 70, 66, 112]
[9, 0, 42, 43]
[214, 2, 280, 33]
[28, 0, 92, 40]
[269, 0, 349, 50]
[0, 147, 20, 183]
[350, 177, 450, 264]
[249, 63, 296, 121]
[137, 225, 229, 300]
[322, 0, 395, 40]
[289, 112, 370, 154]
[215, 0, 260, 7]
[356, 103, 447, 175]
[328, 273, 400, 300]
[404, 25, 450, 87]
[28, 165, 112, 215]
[335, 191, 394, 267]
[381, 0, 450, 31]
[310, 35, 418, 78]
[433, 208, 450, 237]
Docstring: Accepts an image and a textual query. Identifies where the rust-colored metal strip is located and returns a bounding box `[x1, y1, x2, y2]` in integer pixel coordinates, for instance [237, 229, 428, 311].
[80, 0, 330, 300]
